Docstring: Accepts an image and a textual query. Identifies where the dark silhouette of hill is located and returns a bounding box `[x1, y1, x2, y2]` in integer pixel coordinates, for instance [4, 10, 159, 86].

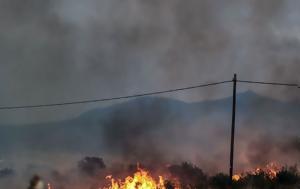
[0, 90, 299, 165]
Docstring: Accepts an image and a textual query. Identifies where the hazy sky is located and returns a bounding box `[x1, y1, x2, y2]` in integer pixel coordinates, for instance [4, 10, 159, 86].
[0, 0, 299, 124]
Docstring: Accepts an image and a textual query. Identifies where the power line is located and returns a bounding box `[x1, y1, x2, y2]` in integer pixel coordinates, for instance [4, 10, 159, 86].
[0, 80, 232, 110]
[237, 80, 298, 87]
[0, 78, 298, 110]
[229, 74, 298, 187]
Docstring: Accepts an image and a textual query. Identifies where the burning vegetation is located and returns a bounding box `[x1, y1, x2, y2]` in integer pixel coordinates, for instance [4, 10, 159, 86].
[103, 166, 169, 189]
[26, 158, 300, 189]
[233, 162, 281, 181]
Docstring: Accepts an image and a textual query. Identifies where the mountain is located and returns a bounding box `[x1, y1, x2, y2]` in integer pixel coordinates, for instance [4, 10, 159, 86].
[0, 91, 299, 166]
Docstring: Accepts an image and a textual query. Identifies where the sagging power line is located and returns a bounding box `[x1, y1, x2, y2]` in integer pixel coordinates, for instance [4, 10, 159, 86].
[228, 75, 299, 188]
[0, 74, 299, 189]
[0, 80, 232, 110]
[0, 78, 298, 110]
[237, 80, 299, 87]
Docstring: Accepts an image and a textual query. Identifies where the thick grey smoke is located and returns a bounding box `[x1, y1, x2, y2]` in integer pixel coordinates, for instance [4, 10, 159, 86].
[0, 0, 299, 124]
[0, 0, 299, 188]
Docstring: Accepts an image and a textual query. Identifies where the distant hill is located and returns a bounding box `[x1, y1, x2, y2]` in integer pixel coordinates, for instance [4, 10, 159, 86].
[0, 91, 299, 168]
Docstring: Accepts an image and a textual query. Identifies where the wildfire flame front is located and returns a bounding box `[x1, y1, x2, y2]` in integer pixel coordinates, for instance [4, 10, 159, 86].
[103, 167, 176, 189]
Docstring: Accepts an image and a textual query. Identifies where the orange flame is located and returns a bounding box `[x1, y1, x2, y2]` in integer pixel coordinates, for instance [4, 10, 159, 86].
[232, 174, 241, 181]
[233, 162, 281, 181]
[253, 162, 280, 179]
[103, 167, 176, 189]
[47, 183, 52, 189]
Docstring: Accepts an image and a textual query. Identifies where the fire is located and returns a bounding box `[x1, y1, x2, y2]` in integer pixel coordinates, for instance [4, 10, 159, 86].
[47, 183, 52, 189]
[103, 167, 171, 189]
[255, 162, 280, 179]
[232, 162, 281, 181]
[232, 174, 241, 181]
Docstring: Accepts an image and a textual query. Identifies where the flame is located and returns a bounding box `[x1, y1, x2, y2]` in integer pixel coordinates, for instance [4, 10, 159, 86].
[103, 167, 175, 189]
[47, 183, 52, 189]
[253, 162, 280, 179]
[232, 174, 241, 181]
[233, 162, 281, 181]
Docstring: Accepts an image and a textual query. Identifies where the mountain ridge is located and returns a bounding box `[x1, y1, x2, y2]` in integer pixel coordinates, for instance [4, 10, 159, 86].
[0, 90, 298, 155]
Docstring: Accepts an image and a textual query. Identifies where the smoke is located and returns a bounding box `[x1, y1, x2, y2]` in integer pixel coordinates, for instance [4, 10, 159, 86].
[1, 92, 299, 174]
[27, 175, 44, 189]
[0, 0, 299, 124]
[77, 157, 106, 177]
[0, 0, 299, 187]
[245, 135, 300, 166]
[0, 168, 15, 179]
[94, 93, 299, 172]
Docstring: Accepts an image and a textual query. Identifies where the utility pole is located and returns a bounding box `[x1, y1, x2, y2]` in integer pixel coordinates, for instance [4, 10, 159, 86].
[229, 74, 237, 187]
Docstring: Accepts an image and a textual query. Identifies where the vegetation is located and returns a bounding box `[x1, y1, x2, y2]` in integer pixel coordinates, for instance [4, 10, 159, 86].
[167, 162, 300, 189]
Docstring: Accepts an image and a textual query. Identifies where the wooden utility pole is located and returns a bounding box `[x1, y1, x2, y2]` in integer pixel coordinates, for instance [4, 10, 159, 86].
[229, 74, 237, 187]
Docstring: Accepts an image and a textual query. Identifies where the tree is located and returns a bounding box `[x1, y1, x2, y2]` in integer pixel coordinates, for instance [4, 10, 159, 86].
[78, 157, 106, 177]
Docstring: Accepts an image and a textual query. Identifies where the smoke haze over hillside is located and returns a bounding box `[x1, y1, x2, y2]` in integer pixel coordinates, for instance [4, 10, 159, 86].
[0, 1, 299, 188]
[0, 0, 299, 124]
[0, 92, 299, 174]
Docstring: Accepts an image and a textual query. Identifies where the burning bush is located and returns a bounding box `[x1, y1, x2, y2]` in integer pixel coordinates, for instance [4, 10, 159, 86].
[231, 165, 300, 189]
[243, 172, 274, 189]
[103, 167, 166, 189]
[24, 161, 300, 189]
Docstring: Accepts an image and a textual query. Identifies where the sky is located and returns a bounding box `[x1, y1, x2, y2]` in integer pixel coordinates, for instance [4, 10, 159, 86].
[0, 0, 299, 124]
